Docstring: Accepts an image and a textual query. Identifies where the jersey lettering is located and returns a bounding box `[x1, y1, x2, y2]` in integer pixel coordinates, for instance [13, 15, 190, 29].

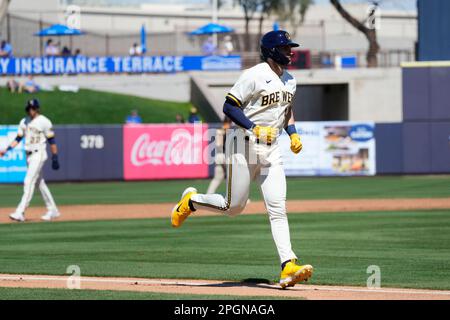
[261, 90, 293, 107]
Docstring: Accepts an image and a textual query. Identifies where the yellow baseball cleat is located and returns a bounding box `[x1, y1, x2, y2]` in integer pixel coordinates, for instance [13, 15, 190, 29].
[171, 187, 197, 228]
[279, 259, 313, 289]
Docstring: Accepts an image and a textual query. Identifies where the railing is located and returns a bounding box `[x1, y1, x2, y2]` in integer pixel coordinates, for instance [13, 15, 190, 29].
[1, 13, 415, 69]
[241, 49, 415, 69]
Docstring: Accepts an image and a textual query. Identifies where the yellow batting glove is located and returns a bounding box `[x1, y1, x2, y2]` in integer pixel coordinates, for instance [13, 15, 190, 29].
[290, 133, 303, 154]
[253, 125, 278, 144]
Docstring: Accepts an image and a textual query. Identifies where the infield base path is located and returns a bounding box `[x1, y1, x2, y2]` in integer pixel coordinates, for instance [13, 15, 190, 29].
[0, 274, 449, 300]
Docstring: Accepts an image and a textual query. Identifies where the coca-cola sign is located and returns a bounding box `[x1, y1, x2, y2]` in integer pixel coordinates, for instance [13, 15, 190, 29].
[124, 124, 209, 180]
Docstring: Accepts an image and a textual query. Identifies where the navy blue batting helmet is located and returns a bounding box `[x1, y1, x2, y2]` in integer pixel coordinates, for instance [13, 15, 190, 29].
[260, 30, 299, 66]
[25, 99, 40, 113]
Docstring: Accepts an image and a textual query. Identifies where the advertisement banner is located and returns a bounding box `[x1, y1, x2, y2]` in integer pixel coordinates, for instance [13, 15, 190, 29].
[0, 126, 26, 183]
[0, 55, 241, 75]
[279, 122, 321, 176]
[123, 124, 210, 180]
[280, 122, 376, 176]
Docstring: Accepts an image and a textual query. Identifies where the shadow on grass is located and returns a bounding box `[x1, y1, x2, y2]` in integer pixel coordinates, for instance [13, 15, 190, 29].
[160, 278, 283, 291]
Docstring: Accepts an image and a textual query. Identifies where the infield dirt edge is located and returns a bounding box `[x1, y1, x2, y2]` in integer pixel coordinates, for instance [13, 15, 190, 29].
[1, 197, 449, 224]
[0, 274, 450, 300]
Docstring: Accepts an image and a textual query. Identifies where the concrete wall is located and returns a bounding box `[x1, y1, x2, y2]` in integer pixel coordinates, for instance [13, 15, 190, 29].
[1, 67, 402, 122]
[191, 68, 402, 123]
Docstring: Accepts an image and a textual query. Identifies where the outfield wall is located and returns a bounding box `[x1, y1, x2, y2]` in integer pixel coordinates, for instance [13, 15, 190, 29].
[42, 126, 124, 182]
[2, 121, 448, 183]
[400, 64, 450, 174]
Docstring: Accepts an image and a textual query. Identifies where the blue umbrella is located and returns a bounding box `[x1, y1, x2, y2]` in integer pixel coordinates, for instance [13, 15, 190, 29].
[140, 24, 147, 54]
[189, 23, 234, 35]
[34, 24, 85, 37]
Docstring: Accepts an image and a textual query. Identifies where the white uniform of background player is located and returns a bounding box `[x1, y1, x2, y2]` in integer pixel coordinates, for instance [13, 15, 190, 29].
[172, 31, 313, 288]
[0, 99, 61, 222]
[206, 119, 230, 194]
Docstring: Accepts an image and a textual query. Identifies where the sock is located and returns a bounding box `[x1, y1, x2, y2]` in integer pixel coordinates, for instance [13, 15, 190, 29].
[281, 259, 297, 270]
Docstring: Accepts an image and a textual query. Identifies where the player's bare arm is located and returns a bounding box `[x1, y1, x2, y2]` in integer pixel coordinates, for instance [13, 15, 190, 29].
[0, 137, 21, 157]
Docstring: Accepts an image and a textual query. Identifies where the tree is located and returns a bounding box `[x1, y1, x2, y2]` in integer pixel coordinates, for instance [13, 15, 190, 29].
[274, 0, 314, 37]
[210, 0, 226, 10]
[257, 0, 282, 45]
[0, 0, 10, 26]
[237, 0, 259, 52]
[237, 0, 313, 51]
[330, 0, 380, 67]
[298, 0, 313, 24]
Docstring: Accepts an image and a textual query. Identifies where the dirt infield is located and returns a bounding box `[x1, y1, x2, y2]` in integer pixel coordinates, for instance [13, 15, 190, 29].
[0, 198, 449, 224]
[0, 274, 449, 300]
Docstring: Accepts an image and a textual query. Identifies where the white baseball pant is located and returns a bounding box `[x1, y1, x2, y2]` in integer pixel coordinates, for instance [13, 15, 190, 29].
[15, 151, 58, 215]
[191, 132, 297, 263]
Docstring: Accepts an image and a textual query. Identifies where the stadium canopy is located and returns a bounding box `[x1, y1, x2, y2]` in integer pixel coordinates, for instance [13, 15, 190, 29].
[34, 24, 85, 37]
[189, 23, 234, 35]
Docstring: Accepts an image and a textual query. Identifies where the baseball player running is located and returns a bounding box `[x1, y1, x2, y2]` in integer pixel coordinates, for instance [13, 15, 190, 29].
[0, 99, 61, 222]
[171, 30, 313, 288]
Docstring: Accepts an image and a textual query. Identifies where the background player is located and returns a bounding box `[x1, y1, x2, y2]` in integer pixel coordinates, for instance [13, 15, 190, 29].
[0, 99, 61, 222]
[171, 30, 312, 289]
[206, 117, 230, 194]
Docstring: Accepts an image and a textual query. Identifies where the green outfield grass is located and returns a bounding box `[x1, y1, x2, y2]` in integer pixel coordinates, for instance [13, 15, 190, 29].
[0, 175, 449, 207]
[0, 210, 449, 290]
[0, 287, 290, 300]
[0, 88, 193, 124]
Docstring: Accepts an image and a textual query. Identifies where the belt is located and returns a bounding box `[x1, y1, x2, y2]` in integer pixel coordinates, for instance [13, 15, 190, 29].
[244, 136, 271, 146]
[26, 150, 39, 156]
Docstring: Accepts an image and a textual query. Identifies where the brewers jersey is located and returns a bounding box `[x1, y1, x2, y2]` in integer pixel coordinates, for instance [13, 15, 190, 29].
[227, 62, 296, 134]
[18, 115, 55, 152]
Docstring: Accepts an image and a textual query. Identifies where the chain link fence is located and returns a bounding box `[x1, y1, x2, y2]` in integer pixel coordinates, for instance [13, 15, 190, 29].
[1, 13, 414, 68]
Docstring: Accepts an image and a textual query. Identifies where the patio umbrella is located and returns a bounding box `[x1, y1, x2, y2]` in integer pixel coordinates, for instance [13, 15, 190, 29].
[189, 23, 234, 36]
[34, 24, 85, 37]
[34, 24, 85, 56]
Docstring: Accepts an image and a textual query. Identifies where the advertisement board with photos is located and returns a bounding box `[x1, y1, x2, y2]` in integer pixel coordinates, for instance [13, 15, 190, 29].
[279, 122, 376, 176]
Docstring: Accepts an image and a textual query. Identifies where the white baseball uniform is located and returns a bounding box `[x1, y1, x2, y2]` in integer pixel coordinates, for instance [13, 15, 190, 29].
[13, 115, 59, 216]
[191, 62, 298, 263]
